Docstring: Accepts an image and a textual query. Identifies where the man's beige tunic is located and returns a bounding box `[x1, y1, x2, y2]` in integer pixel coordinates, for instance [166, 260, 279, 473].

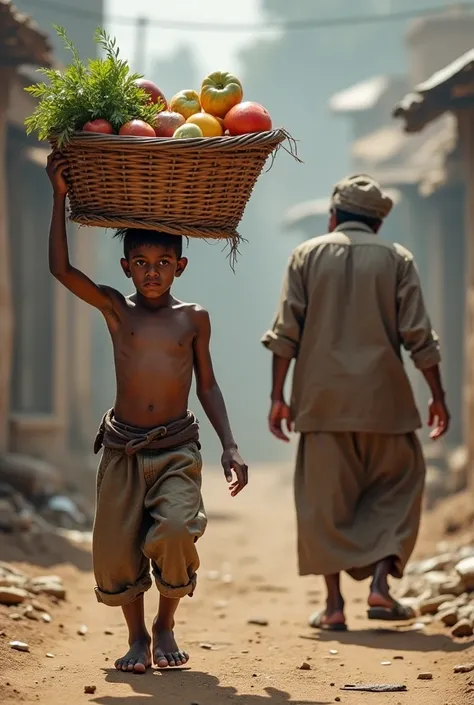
[262, 223, 440, 579]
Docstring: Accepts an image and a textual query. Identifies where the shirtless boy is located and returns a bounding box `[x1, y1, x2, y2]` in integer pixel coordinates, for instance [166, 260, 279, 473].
[46, 151, 248, 673]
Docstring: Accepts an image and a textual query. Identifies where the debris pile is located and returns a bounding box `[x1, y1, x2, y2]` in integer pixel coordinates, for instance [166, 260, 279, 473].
[423, 443, 470, 509]
[397, 545, 474, 638]
[0, 561, 66, 625]
[0, 453, 93, 535]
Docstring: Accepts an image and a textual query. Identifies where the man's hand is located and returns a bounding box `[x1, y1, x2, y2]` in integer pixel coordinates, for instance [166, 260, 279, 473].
[428, 397, 450, 439]
[269, 400, 293, 442]
[46, 151, 69, 196]
[221, 447, 248, 497]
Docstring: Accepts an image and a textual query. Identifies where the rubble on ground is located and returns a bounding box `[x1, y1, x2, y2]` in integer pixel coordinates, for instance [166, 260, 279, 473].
[397, 543, 474, 638]
[423, 443, 470, 509]
[0, 453, 93, 536]
[0, 562, 67, 623]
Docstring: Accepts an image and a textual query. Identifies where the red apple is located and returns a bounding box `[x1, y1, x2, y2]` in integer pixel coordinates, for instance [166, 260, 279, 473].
[224, 101, 272, 136]
[135, 79, 167, 109]
[154, 110, 185, 137]
[82, 118, 114, 134]
[119, 120, 156, 137]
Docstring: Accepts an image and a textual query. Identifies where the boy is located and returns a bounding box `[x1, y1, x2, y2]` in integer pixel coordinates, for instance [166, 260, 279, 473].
[46, 151, 248, 673]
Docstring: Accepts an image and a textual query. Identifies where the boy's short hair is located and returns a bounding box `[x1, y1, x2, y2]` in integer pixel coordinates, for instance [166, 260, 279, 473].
[115, 228, 183, 260]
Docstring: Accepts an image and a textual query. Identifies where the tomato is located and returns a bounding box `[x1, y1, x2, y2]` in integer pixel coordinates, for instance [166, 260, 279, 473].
[169, 90, 201, 120]
[82, 119, 114, 134]
[224, 102, 272, 135]
[119, 120, 156, 137]
[200, 71, 243, 118]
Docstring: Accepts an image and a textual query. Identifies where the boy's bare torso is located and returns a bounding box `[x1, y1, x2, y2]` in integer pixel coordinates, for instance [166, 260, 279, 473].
[102, 288, 200, 429]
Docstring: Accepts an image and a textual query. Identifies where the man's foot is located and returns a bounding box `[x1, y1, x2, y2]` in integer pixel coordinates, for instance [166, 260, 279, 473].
[309, 609, 347, 631]
[152, 619, 189, 668]
[368, 586, 415, 622]
[115, 638, 152, 674]
[368, 591, 395, 610]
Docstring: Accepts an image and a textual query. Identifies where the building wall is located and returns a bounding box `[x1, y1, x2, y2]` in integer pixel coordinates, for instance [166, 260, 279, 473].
[3, 3, 105, 462]
[6, 119, 69, 462]
[407, 16, 474, 84]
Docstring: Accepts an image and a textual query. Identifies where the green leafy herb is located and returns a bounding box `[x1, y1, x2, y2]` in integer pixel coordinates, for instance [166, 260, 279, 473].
[25, 26, 162, 145]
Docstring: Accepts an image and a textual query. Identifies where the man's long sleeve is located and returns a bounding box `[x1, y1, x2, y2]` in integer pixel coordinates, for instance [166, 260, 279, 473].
[261, 253, 306, 359]
[397, 256, 441, 370]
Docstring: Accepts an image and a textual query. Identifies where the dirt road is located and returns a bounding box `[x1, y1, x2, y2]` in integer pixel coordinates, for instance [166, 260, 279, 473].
[1, 464, 473, 705]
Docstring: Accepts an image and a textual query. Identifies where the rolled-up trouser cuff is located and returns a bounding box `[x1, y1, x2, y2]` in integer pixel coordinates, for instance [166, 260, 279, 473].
[94, 573, 153, 607]
[153, 565, 197, 599]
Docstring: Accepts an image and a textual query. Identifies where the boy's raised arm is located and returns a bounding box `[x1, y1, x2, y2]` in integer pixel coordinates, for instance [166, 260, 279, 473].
[47, 152, 114, 312]
[192, 306, 248, 496]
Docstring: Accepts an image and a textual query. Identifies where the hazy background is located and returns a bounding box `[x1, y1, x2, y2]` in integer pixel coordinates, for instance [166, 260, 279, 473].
[16, 0, 455, 465]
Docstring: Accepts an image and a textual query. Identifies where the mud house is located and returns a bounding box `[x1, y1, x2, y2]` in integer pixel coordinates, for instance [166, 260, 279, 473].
[394, 44, 474, 487]
[0, 1, 98, 473]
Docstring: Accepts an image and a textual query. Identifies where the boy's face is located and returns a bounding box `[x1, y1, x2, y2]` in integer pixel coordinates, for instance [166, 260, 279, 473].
[121, 244, 187, 299]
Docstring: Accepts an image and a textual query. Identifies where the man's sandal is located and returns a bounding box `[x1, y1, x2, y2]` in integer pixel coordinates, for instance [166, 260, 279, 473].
[367, 601, 415, 622]
[308, 610, 348, 632]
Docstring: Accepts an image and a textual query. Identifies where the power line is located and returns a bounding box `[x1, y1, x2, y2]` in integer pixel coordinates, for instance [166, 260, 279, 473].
[17, 0, 474, 33]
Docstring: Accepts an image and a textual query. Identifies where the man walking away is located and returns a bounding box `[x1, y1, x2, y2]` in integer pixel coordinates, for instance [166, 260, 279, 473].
[262, 174, 450, 630]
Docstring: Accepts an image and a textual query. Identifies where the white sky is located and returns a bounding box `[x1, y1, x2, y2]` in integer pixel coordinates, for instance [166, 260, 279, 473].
[105, 0, 265, 77]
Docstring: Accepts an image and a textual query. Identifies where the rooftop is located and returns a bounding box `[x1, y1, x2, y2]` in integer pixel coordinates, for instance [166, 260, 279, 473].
[352, 113, 458, 196]
[394, 49, 474, 133]
[330, 75, 408, 114]
[0, 0, 51, 67]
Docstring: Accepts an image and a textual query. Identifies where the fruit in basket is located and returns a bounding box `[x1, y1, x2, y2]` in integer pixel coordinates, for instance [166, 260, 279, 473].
[186, 113, 223, 137]
[135, 79, 167, 109]
[24, 27, 161, 146]
[82, 118, 114, 134]
[200, 71, 243, 118]
[154, 111, 185, 137]
[224, 101, 272, 135]
[169, 90, 201, 120]
[119, 120, 156, 137]
[173, 124, 203, 139]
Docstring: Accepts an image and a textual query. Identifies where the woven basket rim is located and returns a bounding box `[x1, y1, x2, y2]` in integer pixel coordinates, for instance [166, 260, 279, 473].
[51, 128, 287, 151]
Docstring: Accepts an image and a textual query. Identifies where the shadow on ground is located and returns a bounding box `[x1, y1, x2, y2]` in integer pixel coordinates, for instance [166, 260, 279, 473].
[94, 669, 331, 705]
[301, 627, 474, 654]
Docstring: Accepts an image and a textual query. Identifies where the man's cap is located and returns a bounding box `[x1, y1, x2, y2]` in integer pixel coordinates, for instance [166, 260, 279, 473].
[330, 174, 393, 220]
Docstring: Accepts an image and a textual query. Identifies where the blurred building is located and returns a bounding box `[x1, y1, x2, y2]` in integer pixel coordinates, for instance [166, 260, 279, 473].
[394, 18, 474, 487]
[0, 0, 102, 472]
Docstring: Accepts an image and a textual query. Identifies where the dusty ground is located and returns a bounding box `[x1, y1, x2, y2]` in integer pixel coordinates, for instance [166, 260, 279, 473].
[1, 463, 473, 705]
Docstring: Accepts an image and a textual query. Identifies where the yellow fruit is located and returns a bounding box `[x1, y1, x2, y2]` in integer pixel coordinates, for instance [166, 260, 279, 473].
[186, 112, 224, 137]
[169, 90, 201, 119]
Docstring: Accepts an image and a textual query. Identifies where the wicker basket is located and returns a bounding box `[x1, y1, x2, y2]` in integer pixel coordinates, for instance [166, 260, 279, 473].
[55, 129, 288, 245]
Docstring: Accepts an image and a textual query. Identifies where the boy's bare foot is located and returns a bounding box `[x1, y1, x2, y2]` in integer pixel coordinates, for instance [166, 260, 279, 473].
[115, 638, 152, 674]
[152, 618, 189, 668]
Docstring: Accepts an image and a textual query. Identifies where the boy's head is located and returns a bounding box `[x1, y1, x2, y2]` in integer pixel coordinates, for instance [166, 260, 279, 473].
[116, 228, 187, 298]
